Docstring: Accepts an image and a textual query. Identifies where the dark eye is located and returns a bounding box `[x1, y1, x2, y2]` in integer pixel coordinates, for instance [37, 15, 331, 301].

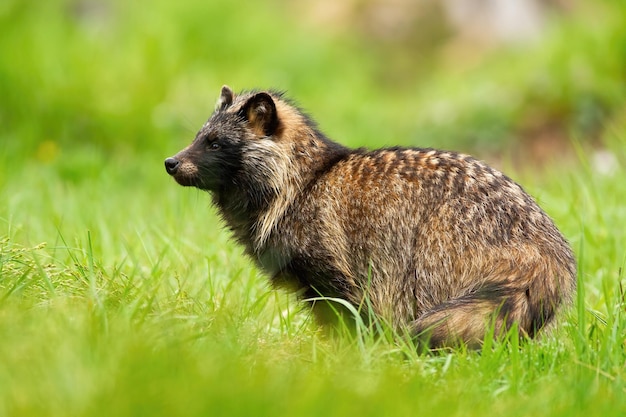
[209, 141, 220, 150]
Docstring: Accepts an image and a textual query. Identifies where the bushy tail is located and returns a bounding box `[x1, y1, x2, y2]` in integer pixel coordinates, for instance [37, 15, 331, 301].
[410, 276, 572, 349]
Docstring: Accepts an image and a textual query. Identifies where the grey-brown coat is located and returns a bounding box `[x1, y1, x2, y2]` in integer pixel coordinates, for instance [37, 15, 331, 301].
[165, 86, 576, 348]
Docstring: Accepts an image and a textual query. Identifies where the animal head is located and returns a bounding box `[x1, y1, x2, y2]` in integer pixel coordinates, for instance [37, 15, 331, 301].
[164, 85, 285, 191]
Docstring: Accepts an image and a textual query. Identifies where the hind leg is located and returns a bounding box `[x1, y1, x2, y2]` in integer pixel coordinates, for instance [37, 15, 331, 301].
[410, 285, 531, 349]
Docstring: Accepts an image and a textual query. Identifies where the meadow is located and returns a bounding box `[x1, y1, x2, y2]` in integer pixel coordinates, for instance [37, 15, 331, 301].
[1, 0, 625, 415]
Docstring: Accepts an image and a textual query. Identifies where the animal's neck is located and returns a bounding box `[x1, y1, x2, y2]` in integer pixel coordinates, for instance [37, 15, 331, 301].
[215, 126, 350, 254]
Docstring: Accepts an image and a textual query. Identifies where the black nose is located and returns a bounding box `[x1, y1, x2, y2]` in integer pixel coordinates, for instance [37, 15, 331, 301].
[164, 157, 180, 175]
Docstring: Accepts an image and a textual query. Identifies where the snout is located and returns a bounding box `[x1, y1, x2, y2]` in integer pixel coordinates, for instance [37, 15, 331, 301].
[164, 154, 200, 188]
[164, 157, 180, 175]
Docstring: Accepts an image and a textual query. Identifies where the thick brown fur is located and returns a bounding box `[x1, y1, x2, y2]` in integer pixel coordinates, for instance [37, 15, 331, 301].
[164, 86, 576, 349]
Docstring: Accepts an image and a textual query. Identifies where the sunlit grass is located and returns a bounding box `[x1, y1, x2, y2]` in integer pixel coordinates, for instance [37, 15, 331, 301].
[1, 128, 625, 416]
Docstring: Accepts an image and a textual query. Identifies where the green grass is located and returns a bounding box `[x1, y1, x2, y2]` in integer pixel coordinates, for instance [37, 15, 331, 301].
[1, 0, 626, 415]
[1, 136, 625, 416]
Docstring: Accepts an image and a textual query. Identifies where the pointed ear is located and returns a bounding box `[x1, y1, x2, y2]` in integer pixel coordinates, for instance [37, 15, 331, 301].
[241, 92, 279, 137]
[216, 85, 234, 110]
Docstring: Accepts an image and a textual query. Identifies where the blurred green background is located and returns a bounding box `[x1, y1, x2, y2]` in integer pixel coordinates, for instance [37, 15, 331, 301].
[1, 0, 624, 170]
[1, 2, 626, 415]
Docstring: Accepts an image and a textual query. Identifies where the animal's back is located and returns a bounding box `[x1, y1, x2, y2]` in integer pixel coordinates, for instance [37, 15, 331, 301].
[275, 147, 576, 346]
